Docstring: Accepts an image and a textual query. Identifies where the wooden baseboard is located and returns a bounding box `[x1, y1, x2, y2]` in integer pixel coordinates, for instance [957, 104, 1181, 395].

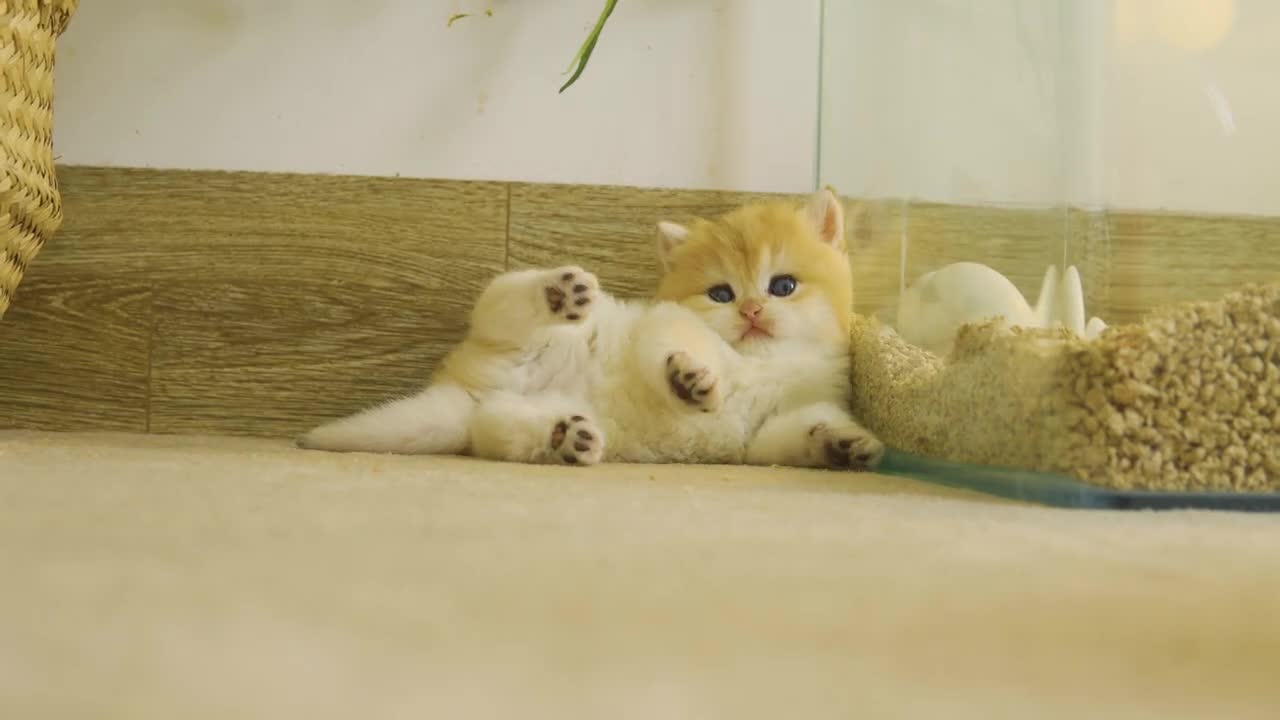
[2, 166, 1276, 437]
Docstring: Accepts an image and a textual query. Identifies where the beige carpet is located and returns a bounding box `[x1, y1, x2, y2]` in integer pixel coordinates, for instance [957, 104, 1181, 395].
[2, 431, 1279, 719]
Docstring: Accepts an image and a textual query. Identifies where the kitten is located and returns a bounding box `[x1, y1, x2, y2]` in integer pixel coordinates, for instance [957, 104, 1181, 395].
[297, 189, 884, 470]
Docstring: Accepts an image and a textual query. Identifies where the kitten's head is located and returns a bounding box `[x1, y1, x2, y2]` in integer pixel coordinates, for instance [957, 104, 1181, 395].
[654, 189, 853, 352]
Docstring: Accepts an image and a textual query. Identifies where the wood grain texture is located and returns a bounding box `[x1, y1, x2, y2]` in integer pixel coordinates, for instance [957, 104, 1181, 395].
[902, 201, 1066, 311]
[1065, 207, 1113, 322]
[149, 281, 474, 438]
[0, 277, 151, 432]
[846, 198, 906, 319]
[131, 169, 507, 437]
[6, 166, 507, 437]
[50, 166, 508, 285]
[1107, 210, 1280, 323]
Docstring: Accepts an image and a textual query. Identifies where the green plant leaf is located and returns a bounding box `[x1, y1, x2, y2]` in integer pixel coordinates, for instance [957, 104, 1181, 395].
[559, 0, 619, 93]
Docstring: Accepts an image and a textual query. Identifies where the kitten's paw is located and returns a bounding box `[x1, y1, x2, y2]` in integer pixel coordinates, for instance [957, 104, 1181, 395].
[543, 266, 599, 323]
[549, 414, 605, 466]
[665, 351, 722, 412]
[809, 421, 884, 470]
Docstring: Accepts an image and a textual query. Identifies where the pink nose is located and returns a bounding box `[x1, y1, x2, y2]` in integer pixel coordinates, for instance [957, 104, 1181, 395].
[739, 300, 763, 320]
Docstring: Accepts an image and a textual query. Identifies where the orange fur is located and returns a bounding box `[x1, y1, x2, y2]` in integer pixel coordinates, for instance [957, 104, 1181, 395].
[656, 197, 853, 352]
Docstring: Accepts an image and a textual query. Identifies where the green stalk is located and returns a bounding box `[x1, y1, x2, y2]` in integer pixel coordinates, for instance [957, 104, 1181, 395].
[559, 0, 619, 93]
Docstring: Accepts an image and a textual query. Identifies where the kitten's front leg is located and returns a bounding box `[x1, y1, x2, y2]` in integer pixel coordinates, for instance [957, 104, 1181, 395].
[632, 304, 728, 413]
[664, 351, 722, 412]
[471, 266, 601, 346]
[469, 392, 605, 465]
[746, 402, 884, 470]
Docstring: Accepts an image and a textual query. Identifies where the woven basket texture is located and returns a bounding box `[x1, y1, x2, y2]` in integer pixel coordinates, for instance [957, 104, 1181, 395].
[1, 0, 77, 318]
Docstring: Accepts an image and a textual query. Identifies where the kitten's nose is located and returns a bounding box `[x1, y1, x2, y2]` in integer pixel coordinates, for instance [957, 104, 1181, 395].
[739, 300, 763, 320]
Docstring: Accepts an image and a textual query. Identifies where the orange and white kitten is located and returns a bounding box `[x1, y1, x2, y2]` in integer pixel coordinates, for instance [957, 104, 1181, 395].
[298, 189, 883, 470]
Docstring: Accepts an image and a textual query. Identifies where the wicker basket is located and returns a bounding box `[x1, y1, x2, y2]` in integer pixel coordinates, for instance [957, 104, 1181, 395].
[1, 0, 77, 319]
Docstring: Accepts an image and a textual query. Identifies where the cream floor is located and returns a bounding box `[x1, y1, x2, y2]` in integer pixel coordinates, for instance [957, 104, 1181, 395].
[2, 430, 1279, 719]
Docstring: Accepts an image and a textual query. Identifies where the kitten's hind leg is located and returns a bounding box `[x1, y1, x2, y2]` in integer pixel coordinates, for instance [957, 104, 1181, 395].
[297, 383, 474, 454]
[746, 402, 884, 470]
[469, 392, 604, 465]
[470, 266, 601, 346]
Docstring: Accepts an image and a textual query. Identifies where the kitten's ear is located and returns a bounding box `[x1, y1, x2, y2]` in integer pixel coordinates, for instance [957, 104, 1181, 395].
[805, 188, 845, 249]
[656, 221, 690, 271]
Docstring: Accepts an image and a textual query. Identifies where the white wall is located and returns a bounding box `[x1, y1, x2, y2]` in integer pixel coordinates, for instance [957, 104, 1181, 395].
[819, 0, 1280, 217]
[818, 1, 1087, 209]
[1106, 0, 1280, 216]
[53, 0, 821, 194]
[54, 0, 1280, 216]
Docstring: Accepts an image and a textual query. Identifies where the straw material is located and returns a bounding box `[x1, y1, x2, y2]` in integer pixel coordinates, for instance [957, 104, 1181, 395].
[1, 0, 77, 318]
[850, 283, 1280, 493]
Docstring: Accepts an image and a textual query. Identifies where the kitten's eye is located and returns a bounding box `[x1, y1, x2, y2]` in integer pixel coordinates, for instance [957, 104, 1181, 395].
[707, 284, 735, 303]
[768, 274, 798, 297]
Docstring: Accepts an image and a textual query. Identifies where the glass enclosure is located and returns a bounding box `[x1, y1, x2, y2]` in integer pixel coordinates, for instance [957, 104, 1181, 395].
[819, 1, 1279, 501]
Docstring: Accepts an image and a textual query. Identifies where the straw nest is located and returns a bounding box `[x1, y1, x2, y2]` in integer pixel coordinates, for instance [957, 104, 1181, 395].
[1, 0, 77, 318]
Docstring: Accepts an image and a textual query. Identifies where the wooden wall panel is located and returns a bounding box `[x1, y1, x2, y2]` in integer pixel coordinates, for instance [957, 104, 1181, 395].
[46, 166, 508, 284]
[3, 165, 1277, 438]
[1065, 208, 1113, 323]
[1106, 211, 1280, 323]
[2, 167, 508, 438]
[0, 278, 150, 432]
[902, 202, 1065, 314]
[845, 198, 905, 320]
[148, 281, 472, 437]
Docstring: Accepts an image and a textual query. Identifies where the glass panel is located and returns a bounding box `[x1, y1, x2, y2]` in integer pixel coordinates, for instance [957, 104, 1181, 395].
[820, 0, 1279, 499]
[819, 0, 1095, 338]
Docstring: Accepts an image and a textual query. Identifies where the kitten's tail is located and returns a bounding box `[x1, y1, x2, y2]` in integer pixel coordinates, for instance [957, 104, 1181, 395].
[296, 383, 475, 455]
